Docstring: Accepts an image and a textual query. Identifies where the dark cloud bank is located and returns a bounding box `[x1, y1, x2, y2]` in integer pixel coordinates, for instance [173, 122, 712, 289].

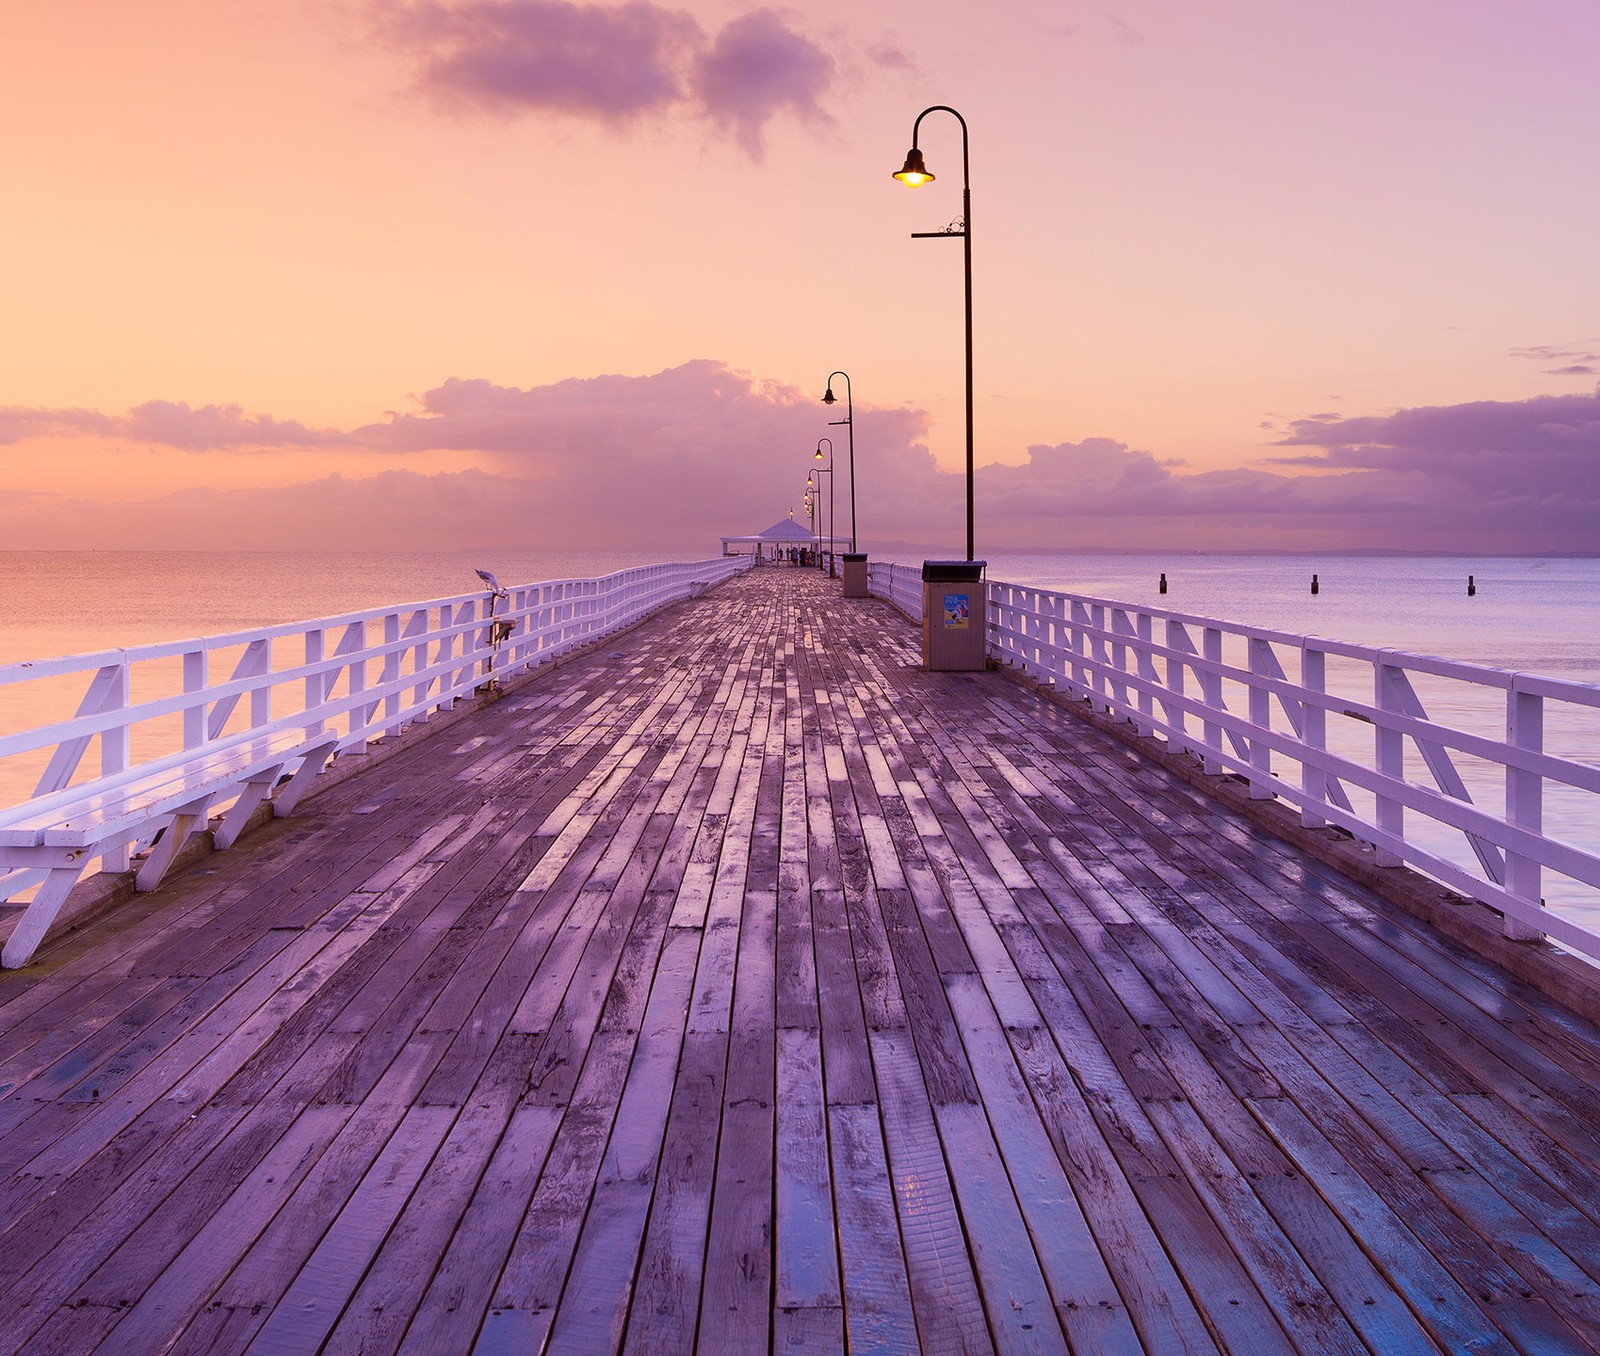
[3, 364, 1596, 553]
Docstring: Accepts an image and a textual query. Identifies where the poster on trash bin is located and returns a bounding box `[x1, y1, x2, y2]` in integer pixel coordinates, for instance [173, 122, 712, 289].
[943, 593, 969, 629]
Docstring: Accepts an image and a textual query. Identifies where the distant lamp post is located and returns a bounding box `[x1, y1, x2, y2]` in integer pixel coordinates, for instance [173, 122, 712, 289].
[821, 371, 856, 553]
[894, 104, 975, 562]
[814, 439, 835, 576]
[805, 475, 818, 561]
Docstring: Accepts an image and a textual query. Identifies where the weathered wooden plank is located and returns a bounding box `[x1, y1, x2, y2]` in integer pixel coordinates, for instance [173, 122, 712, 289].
[868, 1028, 990, 1355]
[775, 1026, 840, 1310]
[480, 1026, 640, 1349]
[827, 1103, 917, 1352]
[396, 1103, 563, 1355]
[542, 926, 697, 1354]
[237, 1103, 457, 1353]
[623, 1029, 725, 1356]
[318, 1098, 522, 1354]
[943, 973, 1143, 1354]
[1248, 1094, 1529, 1356]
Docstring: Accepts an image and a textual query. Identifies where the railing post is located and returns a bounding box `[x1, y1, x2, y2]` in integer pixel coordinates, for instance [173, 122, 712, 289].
[409, 610, 431, 715]
[1164, 619, 1188, 756]
[102, 661, 131, 872]
[250, 639, 272, 729]
[1069, 601, 1089, 699]
[1040, 590, 1060, 687]
[1247, 638, 1274, 799]
[383, 613, 402, 735]
[305, 627, 326, 738]
[1134, 611, 1156, 737]
[455, 601, 479, 699]
[1505, 680, 1545, 941]
[1301, 644, 1328, 828]
[1373, 659, 1405, 866]
[1090, 604, 1107, 709]
[1201, 627, 1223, 774]
[346, 621, 369, 741]
[1109, 608, 1130, 712]
[183, 649, 206, 752]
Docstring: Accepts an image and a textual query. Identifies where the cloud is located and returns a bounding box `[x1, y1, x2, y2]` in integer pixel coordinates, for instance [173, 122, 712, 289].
[382, 1, 836, 154]
[979, 439, 1430, 528]
[384, 0, 699, 120]
[1511, 344, 1600, 364]
[1511, 344, 1600, 379]
[1273, 388, 1600, 469]
[1264, 388, 1600, 548]
[865, 37, 916, 71]
[8, 366, 1597, 554]
[121, 401, 351, 450]
[0, 400, 347, 451]
[691, 9, 834, 157]
[0, 406, 118, 445]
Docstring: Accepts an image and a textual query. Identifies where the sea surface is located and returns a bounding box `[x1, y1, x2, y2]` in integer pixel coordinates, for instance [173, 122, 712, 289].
[890, 551, 1600, 685]
[0, 549, 708, 667]
[3, 548, 1597, 938]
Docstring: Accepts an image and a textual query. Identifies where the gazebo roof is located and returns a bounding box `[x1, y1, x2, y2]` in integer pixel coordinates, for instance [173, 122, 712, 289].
[720, 515, 820, 547]
[754, 516, 817, 541]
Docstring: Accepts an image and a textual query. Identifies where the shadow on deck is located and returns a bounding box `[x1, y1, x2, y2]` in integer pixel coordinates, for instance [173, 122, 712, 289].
[3, 566, 1600, 1354]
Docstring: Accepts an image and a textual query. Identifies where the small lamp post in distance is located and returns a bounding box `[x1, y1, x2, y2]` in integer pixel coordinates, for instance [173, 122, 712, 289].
[821, 371, 856, 554]
[813, 439, 835, 577]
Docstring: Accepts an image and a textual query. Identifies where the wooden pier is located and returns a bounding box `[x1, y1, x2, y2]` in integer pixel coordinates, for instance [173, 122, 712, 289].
[3, 566, 1600, 1354]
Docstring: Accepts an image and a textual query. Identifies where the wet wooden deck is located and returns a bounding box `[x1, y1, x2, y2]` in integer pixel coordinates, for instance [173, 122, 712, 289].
[3, 567, 1600, 1354]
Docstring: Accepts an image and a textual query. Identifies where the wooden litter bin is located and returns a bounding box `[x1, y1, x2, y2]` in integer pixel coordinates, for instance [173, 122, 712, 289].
[921, 560, 986, 671]
[842, 553, 868, 598]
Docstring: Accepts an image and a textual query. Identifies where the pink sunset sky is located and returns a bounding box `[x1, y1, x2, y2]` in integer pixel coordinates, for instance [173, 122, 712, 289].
[3, 0, 1598, 554]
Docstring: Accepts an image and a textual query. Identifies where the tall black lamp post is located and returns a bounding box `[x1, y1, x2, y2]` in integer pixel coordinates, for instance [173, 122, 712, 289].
[894, 105, 974, 562]
[821, 371, 855, 553]
[813, 439, 835, 576]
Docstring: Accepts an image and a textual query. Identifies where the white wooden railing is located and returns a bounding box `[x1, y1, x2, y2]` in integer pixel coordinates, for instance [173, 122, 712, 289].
[868, 561, 925, 620]
[866, 565, 1600, 960]
[0, 556, 750, 962]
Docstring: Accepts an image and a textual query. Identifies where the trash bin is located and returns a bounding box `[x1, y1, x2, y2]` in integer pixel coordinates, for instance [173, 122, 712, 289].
[842, 553, 869, 598]
[921, 560, 987, 670]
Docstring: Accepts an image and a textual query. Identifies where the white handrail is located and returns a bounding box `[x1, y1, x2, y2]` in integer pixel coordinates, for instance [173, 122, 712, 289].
[867, 561, 925, 621]
[0, 556, 751, 901]
[973, 576, 1600, 959]
[862, 564, 1600, 958]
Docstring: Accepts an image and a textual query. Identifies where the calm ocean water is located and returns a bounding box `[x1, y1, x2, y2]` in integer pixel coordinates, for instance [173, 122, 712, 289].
[0, 549, 708, 666]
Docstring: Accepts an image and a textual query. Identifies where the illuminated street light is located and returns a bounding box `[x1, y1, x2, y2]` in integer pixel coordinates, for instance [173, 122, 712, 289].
[894, 105, 974, 561]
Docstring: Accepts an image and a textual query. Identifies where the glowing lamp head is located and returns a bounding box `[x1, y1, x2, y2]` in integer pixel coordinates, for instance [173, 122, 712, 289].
[814, 448, 825, 461]
[893, 147, 934, 186]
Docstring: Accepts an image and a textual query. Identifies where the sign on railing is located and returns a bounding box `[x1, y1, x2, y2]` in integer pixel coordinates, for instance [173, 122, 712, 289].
[864, 566, 1600, 961]
[0, 556, 750, 963]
